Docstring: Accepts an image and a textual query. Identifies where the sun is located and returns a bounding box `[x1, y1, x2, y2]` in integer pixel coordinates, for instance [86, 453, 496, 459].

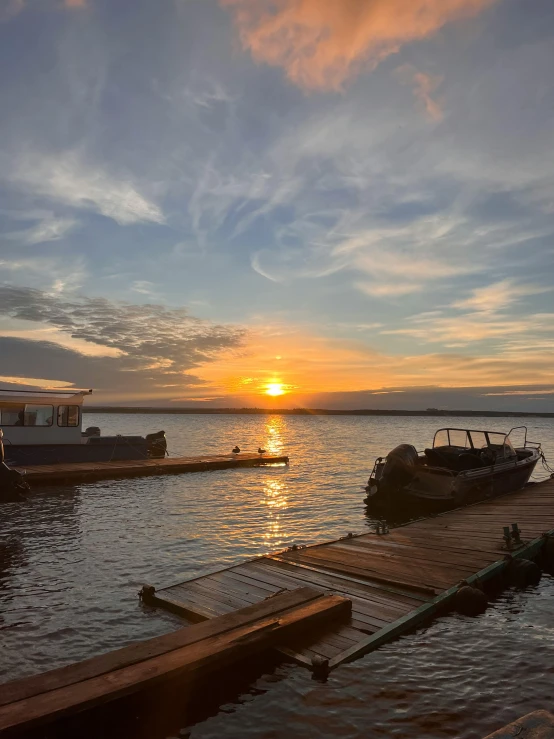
[265, 382, 285, 397]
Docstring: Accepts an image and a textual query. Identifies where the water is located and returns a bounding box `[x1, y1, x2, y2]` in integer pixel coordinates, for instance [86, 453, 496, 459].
[1, 414, 553, 737]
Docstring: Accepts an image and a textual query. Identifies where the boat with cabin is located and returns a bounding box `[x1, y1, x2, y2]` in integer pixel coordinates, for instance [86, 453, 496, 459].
[364, 426, 542, 511]
[0, 388, 167, 468]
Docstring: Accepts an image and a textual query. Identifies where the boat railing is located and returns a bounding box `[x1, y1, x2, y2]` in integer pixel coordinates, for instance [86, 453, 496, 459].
[507, 425, 542, 451]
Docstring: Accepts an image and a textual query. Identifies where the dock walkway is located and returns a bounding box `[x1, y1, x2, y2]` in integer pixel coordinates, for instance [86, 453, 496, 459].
[0, 588, 350, 735]
[150, 478, 554, 669]
[13, 453, 289, 487]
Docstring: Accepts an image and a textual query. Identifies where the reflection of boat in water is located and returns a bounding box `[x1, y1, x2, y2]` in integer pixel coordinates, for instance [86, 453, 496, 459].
[0, 387, 167, 498]
[364, 426, 543, 512]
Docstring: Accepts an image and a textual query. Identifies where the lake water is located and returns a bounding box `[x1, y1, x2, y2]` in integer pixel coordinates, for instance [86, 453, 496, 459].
[1, 414, 554, 738]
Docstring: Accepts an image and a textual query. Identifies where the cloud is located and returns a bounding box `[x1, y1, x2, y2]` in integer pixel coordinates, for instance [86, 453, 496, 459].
[356, 281, 421, 297]
[451, 279, 551, 313]
[10, 151, 164, 226]
[5, 215, 78, 245]
[0, 285, 246, 393]
[381, 279, 553, 346]
[395, 64, 443, 121]
[221, 0, 497, 90]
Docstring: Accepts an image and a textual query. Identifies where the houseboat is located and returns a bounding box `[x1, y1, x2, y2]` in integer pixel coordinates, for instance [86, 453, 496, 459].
[0, 388, 166, 468]
[364, 426, 542, 512]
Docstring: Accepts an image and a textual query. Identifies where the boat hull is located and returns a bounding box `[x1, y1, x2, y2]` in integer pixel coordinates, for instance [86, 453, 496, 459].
[367, 449, 540, 512]
[3, 438, 150, 467]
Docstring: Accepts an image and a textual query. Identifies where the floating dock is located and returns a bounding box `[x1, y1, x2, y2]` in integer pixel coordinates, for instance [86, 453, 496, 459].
[0, 588, 350, 735]
[148, 478, 554, 670]
[484, 710, 554, 738]
[12, 453, 289, 487]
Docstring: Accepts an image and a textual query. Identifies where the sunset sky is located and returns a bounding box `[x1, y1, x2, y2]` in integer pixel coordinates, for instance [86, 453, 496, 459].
[0, 0, 553, 409]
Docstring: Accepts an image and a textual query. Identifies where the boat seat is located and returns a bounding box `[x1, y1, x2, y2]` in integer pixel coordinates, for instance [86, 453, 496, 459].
[455, 453, 486, 471]
[425, 447, 486, 471]
[424, 448, 449, 468]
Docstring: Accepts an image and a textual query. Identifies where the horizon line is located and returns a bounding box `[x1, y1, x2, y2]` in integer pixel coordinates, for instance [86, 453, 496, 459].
[83, 406, 554, 418]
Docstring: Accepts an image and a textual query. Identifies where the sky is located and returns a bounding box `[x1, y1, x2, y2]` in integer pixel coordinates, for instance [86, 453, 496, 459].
[0, 0, 553, 410]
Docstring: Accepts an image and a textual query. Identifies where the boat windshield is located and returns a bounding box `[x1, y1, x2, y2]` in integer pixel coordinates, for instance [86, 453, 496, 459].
[433, 429, 470, 448]
[433, 427, 516, 459]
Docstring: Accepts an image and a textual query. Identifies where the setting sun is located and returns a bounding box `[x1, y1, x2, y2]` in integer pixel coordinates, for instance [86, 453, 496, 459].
[265, 382, 285, 397]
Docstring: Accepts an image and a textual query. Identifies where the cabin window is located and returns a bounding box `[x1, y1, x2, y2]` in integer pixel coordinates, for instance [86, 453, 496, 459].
[0, 405, 25, 426]
[0, 404, 53, 426]
[24, 405, 54, 426]
[57, 405, 80, 427]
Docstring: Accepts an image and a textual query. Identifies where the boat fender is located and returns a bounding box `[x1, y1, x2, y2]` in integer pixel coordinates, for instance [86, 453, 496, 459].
[505, 557, 542, 588]
[454, 582, 487, 616]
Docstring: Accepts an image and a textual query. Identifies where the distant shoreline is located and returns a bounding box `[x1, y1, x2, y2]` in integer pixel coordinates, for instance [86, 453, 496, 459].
[84, 407, 554, 418]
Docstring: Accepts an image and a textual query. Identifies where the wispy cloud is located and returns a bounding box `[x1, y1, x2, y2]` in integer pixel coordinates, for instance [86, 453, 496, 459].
[222, 0, 497, 90]
[10, 151, 164, 226]
[5, 215, 78, 245]
[395, 64, 444, 121]
[381, 279, 553, 346]
[451, 279, 551, 313]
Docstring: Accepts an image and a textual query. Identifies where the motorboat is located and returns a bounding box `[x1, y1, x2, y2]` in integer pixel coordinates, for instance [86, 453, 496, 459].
[364, 426, 542, 511]
[0, 388, 167, 468]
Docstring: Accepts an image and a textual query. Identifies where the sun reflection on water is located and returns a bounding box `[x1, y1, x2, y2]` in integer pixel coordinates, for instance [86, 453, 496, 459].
[261, 478, 288, 549]
[264, 415, 285, 455]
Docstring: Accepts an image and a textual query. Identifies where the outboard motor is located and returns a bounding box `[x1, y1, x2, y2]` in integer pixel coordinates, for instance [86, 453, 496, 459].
[146, 430, 167, 459]
[380, 444, 419, 491]
[0, 430, 30, 501]
[365, 443, 419, 505]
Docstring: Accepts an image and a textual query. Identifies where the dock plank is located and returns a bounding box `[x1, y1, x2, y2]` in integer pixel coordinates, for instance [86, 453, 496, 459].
[0, 589, 351, 734]
[242, 560, 416, 616]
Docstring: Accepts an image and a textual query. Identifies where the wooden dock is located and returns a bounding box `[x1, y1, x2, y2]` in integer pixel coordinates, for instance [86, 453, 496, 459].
[13, 453, 289, 487]
[0, 588, 350, 736]
[149, 478, 554, 670]
[484, 710, 554, 738]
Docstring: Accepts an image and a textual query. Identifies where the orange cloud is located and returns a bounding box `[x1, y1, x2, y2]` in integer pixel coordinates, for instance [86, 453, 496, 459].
[395, 64, 443, 120]
[221, 0, 497, 90]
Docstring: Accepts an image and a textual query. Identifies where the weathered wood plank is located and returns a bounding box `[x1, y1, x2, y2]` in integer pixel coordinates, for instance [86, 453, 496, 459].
[243, 559, 425, 609]
[0, 588, 325, 708]
[329, 540, 485, 575]
[483, 710, 554, 738]
[243, 560, 418, 614]
[0, 590, 351, 733]
[281, 548, 451, 592]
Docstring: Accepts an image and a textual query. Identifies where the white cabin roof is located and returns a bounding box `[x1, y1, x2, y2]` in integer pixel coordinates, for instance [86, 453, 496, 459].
[0, 389, 92, 406]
